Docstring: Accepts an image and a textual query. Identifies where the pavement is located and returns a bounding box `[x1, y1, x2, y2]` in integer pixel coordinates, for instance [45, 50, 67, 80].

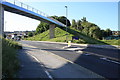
[17, 46, 51, 79]
[17, 43, 104, 79]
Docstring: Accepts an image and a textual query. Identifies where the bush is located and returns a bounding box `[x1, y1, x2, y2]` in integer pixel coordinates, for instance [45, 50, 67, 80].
[28, 32, 34, 37]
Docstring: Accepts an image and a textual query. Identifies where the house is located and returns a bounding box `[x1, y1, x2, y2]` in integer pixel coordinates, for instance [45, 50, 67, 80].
[112, 31, 120, 36]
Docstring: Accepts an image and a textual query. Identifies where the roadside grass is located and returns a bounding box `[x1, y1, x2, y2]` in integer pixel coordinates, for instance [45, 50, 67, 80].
[2, 38, 22, 78]
[26, 30, 50, 41]
[25, 27, 73, 42]
[101, 39, 120, 45]
[60, 27, 108, 45]
[25, 27, 119, 45]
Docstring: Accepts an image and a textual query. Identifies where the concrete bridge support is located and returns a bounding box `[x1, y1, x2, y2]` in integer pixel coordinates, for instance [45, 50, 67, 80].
[49, 24, 55, 39]
[0, 4, 4, 37]
[0, 3, 3, 80]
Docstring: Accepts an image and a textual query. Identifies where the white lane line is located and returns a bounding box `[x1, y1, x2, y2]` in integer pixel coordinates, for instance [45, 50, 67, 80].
[100, 58, 107, 60]
[27, 53, 53, 80]
[77, 51, 83, 53]
[65, 48, 85, 51]
[45, 71, 53, 80]
[100, 57, 120, 65]
[84, 53, 91, 55]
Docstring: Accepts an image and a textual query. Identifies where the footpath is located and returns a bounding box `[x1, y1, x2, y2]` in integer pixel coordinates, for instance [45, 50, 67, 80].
[17, 46, 50, 79]
[17, 43, 105, 79]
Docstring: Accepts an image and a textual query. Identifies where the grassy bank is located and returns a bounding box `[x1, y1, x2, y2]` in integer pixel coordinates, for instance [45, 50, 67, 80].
[2, 38, 22, 78]
[26, 27, 109, 45]
[25, 27, 119, 45]
[101, 39, 120, 45]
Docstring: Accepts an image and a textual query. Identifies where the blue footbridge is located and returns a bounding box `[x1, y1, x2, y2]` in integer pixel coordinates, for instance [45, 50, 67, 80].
[0, 0, 66, 38]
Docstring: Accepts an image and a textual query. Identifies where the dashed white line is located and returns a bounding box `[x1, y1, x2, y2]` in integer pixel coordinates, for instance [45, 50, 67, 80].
[77, 51, 120, 65]
[45, 71, 53, 80]
[84, 53, 91, 55]
[27, 53, 53, 80]
[100, 57, 120, 65]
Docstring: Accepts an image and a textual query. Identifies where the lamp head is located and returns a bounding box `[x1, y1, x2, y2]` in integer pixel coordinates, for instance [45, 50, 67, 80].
[65, 6, 67, 8]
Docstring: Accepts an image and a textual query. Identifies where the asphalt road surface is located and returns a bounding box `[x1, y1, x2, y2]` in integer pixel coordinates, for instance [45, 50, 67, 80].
[20, 40, 120, 79]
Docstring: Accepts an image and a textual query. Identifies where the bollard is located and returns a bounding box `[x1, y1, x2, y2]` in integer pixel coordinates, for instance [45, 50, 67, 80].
[68, 41, 71, 47]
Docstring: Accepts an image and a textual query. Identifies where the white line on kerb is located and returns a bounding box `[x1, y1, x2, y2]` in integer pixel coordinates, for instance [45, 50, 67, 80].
[100, 57, 120, 65]
[27, 53, 53, 80]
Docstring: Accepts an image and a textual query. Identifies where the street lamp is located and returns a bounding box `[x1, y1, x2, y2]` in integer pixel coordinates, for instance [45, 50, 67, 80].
[5, 21, 7, 31]
[65, 6, 68, 42]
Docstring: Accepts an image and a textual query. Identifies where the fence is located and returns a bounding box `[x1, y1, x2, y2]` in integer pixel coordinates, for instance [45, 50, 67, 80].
[3, 0, 49, 17]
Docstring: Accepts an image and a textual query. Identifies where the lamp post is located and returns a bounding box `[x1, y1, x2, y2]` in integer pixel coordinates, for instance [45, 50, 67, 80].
[5, 21, 7, 31]
[65, 6, 68, 42]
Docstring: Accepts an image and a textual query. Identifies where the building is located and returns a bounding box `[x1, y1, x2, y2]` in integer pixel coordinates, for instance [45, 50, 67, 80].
[112, 31, 120, 36]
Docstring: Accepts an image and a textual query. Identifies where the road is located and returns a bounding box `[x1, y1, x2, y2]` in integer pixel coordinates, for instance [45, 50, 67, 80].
[20, 40, 120, 79]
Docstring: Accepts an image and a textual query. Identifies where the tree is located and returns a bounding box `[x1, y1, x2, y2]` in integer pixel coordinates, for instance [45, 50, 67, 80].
[81, 17, 87, 22]
[35, 22, 49, 34]
[71, 19, 77, 29]
[82, 28, 89, 35]
[50, 16, 71, 27]
[4, 34, 6, 38]
[101, 30, 107, 37]
[57, 16, 71, 27]
[89, 26, 102, 39]
[28, 32, 33, 37]
[51, 16, 58, 20]
[76, 20, 83, 31]
[105, 28, 112, 36]
[35, 15, 71, 35]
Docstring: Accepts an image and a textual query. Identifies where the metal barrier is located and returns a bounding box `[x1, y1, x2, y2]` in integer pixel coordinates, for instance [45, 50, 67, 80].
[1, 0, 65, 26]
[4, 0, 49, 17]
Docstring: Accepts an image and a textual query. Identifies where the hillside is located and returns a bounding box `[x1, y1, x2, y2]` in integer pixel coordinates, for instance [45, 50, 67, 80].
[26, 27, 107, 45]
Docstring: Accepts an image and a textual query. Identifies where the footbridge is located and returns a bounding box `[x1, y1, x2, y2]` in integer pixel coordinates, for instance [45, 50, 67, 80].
[0, 0, 65, 38]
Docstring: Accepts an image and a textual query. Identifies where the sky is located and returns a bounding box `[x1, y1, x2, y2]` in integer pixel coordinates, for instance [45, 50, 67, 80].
[4, 0, 118, 31]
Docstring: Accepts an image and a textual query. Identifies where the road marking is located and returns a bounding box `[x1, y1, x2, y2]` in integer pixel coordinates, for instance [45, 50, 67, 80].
[21, 65, 24, 67]
[64, 47, 85, 51]
[77, 50, 119, 62]
[27, 53, 53, 80]
[22, 43, 104, 78]
[45, 71, 53, 80]
[100, 57, 120, 65]
[76, 50, 83, 54]
[41, 49, 104, 78]
[100, 57, 107, 60]
[84, 53, 91, 55]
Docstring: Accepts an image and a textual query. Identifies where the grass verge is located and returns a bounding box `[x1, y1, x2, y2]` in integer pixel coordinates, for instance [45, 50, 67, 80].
[25, 27, 119, 45]
[2, 38, 22, 78]
[101, 39, 120, 45]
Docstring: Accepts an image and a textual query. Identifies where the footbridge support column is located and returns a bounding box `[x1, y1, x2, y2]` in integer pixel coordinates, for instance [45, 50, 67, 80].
[0, 4, 4, 37]
[0, 3, 4, 80]
[49, 24, 55, 39]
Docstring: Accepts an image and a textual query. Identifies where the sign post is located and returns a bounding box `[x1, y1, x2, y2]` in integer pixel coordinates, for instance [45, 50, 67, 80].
[68, 41, 71, 47]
